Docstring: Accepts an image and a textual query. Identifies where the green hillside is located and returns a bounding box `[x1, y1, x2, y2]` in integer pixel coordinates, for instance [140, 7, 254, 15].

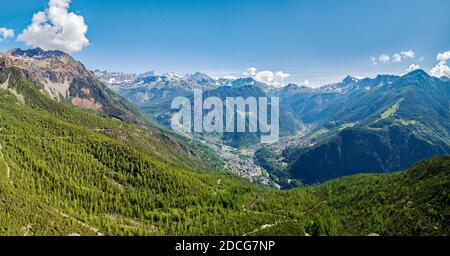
[0, 68, 448, 235]
[123, 80, 300, 148]
[283, 70, 450, 184]
[248, 156, 450, 236]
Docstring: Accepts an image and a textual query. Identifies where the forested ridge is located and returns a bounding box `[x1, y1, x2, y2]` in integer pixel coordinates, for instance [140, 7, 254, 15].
[0, 67, 448, 236]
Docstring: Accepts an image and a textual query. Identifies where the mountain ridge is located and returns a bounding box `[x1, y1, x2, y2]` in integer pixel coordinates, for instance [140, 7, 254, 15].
[0, 48, 448, 236]
[279, 69, 450, 184]
[1, 48, 145, 123]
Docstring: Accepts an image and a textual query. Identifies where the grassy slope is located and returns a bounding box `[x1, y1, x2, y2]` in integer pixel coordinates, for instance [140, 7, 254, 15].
[0, 69, 448, 236]
[286, 73, 450, 184]
[252, 156, 449, 236]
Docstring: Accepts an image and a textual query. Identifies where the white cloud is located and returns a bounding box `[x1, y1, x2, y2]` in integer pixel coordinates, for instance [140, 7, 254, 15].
[406, 64, 420, 72]
[437, 51, 450, 63]
[431, 64, 450, 77]
[373, 50, 416, 64]
[430, 50, 450, 78]
[0, 28, 15, 41]
[379, 54, 391, 64]
[401, 50, 415, 59]
[17, 0, 89, 53]
[303, 80, 310, 86]
[392, 53, 402, 62]
[243, 67, 257, 76]
[255, 71, 290, 88]
[243, 67, 290, 88]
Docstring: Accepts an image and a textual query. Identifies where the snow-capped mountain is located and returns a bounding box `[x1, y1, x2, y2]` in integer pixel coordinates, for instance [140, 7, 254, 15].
[93, 70, 137, 87]
[95, 70, 238, 105]
[96, 70, 235, 91]
[318, 75, 363, 94]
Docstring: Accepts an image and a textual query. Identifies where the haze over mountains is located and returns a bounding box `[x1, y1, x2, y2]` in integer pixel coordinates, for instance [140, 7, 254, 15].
[0, 47, 448, 236]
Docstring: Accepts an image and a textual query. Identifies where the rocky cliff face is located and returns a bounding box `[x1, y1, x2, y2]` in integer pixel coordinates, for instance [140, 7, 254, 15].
[0, 48, 142, 122]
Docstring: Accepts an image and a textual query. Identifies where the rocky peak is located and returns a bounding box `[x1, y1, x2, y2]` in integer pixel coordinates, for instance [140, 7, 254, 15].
[8, 47, 68, 59]
[402, 69, 431, 79]
[342, 75, 360, 84]
[231, 77, 257, 87]
[1, 48, 142, 122]
[186, 72, 211, 81]
[2, 48, 91, 82]
[138, 71, 159, 78]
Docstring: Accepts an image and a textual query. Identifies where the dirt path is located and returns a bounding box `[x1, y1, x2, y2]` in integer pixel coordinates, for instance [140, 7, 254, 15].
[243, 198, 328, 236]
[56, 210, 104, 236]
[243, 219, 297, 236]
[243, 223, 277, 236]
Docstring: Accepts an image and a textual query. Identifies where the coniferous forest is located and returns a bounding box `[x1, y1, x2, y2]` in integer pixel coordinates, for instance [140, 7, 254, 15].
[0, 67, 448, 236]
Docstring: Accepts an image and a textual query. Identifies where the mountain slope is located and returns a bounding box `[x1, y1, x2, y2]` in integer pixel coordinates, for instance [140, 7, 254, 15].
[277, 70, 450, 184]
[287, 127, 449, 184]
[112, 75, 300, 147]
[203, 83, 300, 147]
[1, 48, 447, 236]
[0, 59, 448, 235]
[0, 71, 250, 236]
[0, 84, 447, 236]
[0, 48, 144, 123]
[253, 156, 450, 236]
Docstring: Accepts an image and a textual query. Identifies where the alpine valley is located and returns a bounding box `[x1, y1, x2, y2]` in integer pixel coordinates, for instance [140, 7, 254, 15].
[0, 48, 448, 236]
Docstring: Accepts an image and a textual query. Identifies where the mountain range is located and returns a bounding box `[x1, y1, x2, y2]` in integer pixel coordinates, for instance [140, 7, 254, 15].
[279, 70, 450, 184]
[0, 48, 448, 236]
[96, 71, 300, 147]
[1, 48, 145, 123]
[97, 66, 450, 186]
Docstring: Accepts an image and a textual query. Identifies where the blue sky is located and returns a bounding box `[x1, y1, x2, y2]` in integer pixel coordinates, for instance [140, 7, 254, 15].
[1, 0, 449, 86]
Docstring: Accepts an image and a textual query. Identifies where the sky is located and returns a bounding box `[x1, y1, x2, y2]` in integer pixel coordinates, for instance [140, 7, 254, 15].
[0, 0, 450, 87]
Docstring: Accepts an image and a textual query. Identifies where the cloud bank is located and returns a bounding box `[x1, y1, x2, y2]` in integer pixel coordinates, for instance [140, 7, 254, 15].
[430, 50, 450, 78]
[0, 28, 14, 41]
[401, 50, 415, 59]
[243, 67, 290, 88]
[18, 0, 89, 53]
[372, 50, 417, 64]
